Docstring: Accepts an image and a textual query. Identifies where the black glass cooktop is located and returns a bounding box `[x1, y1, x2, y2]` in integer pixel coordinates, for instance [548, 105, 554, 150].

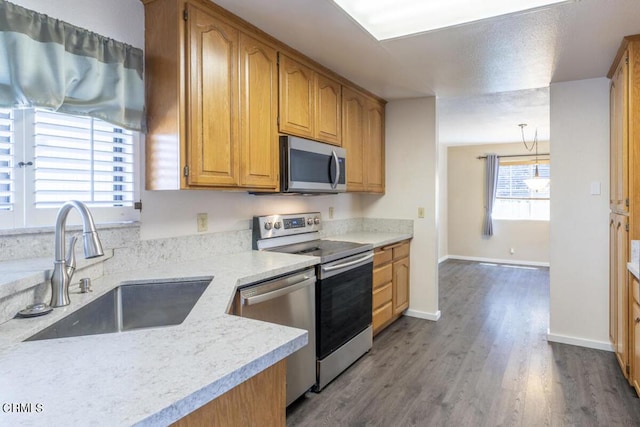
[269, 239, 372, 263]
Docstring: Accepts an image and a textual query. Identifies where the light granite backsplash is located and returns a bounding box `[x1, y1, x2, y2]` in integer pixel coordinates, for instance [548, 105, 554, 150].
[0, 217, 411, 322]
[632, 240, 639, 267]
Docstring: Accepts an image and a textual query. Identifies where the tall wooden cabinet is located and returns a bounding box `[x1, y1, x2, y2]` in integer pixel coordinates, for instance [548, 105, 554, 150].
[608, 34, 640, 389]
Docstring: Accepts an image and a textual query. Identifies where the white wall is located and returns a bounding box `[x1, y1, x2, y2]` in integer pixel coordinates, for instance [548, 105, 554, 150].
[438, 143, 448, 262]
[447, 142, 551, 265]
[15, 0, 364, 239]
[362, 97, 440, 320]
[548, 78, 611, 350]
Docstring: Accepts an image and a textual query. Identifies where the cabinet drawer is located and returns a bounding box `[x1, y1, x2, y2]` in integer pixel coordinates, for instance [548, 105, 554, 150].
[633, 276, 640, 305]
[393, 241, 410, 260]
[373, 301, 393, 332]
[373, 264, 392, 289]
[373, 282, 392, 309]
[374, 248, 392, 267]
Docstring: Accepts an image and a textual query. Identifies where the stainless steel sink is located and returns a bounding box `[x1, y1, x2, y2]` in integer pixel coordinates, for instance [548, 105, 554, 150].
[25, 277, 212, 341]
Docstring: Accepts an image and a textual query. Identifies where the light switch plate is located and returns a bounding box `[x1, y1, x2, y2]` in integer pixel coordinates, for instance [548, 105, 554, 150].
[590, 181, 601, 195]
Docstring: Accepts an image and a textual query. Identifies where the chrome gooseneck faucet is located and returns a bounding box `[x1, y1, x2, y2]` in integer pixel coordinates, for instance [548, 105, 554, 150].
[50, 200, 104, 307]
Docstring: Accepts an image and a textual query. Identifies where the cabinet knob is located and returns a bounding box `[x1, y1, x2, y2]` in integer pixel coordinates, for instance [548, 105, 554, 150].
[636, 317, 640, 324]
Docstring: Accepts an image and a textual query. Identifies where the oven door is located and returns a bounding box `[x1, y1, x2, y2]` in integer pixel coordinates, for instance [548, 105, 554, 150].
[316, 252, 373, 360]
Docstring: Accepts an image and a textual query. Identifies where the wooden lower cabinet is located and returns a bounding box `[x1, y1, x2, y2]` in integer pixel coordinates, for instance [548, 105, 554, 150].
[372, 239, 411, 336]
[631, 275, 640, 396]
[172, 359, 286, 427]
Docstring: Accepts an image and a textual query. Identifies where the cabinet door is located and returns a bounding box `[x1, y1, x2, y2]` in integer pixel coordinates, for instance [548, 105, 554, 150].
[342, 87, 366, 191]
[279, 54, 314, 138]
[315, 74, 342, 146]
[611, 56, 628, 212]
[615, 215, 629, 375]
[365, 99, 385, 193]
[186, 6, 239, 187]
[393, 256, 410, 315]
[633, 283, 640, 394]
[610, 214, 617, 346]
[238, 33, 279, 189]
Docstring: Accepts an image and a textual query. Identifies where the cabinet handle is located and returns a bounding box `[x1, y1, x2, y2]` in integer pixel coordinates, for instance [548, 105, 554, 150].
[636, 317, 640, 324]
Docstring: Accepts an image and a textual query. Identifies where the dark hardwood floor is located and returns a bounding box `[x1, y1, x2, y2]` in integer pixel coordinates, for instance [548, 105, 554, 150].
[287, 259, 640, 426]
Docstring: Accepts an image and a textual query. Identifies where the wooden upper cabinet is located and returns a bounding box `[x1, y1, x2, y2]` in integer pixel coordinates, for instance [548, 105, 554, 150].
[342, 87, 366, 191]
[279, 54, 342, 146]
[279, 54, 315, 139]
[238, 33, 279, 189]
[315, 74, 342, 145]
[342, 86, 385, 193]
[366, 99, 385, 193]
[186, 5, 239, 187]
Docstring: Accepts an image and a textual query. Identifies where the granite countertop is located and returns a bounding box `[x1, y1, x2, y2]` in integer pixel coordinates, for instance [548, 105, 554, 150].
[325, 231, 412, 248]
[0, 251, 318, 427]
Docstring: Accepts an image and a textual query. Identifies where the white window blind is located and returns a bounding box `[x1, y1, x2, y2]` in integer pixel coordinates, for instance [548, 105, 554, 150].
[0, 108, 138, 229]
[33, 110, 135, 207]
[493, 161, 550, 221]
[0, 109, 13, 211]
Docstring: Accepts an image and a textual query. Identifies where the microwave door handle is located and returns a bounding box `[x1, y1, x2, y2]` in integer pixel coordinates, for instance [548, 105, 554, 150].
[331, 150, 340, 189]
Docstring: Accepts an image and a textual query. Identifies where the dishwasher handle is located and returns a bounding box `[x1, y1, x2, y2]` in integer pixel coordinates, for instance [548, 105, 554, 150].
[241, 275, 315, 306]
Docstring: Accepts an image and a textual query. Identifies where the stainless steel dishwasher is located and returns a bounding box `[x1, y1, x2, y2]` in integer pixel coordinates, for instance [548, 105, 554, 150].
[236, 267, 316, 406]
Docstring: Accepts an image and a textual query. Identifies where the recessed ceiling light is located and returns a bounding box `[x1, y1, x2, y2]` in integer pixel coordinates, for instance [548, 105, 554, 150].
[332, 0, 572, 40]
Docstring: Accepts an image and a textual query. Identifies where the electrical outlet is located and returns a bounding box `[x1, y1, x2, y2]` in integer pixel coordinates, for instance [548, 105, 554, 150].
[510, 248, 515, 255]
[328, 207, 334, 219]
[197, 213, 208, 232]
[418, 207, 425, 218]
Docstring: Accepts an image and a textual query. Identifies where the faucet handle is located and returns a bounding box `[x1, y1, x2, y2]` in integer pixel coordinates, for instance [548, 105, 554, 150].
[65, 235, 77, 277]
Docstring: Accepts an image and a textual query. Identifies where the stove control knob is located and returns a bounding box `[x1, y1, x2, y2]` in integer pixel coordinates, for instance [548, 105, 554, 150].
[264, 221, 273, 230]
[274, 222, 282, 229]
[306, 218, 313, 226]
[314, 217, 320, 225]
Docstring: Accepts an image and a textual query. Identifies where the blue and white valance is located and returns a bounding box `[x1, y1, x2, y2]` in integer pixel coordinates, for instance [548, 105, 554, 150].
[0, 0, 145, 131]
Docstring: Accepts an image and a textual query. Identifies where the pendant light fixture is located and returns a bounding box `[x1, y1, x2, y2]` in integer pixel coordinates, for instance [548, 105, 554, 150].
[519, 124, 549, 192]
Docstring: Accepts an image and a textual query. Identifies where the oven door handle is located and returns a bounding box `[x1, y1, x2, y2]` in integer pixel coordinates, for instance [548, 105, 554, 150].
[241, 276, 315, 306]
[322, 253, 374, 272]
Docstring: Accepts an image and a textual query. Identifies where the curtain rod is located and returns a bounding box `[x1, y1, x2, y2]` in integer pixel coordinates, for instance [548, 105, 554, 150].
[476, 153, 550, 160]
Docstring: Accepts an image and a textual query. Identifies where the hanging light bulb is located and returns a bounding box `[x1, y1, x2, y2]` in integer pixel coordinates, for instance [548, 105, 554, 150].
[519, 124, 550, 192]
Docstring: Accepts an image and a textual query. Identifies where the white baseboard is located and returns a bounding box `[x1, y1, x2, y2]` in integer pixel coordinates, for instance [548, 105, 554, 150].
[546, 329, 613, 352]
[446, 255, 550, 268]
[405, 309, 441, 321]
[438, 255, 450, 264]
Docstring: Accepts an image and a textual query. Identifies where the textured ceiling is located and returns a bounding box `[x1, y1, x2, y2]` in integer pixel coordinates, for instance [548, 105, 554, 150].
[212, 0, 640, 144]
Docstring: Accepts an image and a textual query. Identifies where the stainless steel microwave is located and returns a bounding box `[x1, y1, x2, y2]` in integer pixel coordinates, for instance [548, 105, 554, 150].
[280, 135, 346, 194]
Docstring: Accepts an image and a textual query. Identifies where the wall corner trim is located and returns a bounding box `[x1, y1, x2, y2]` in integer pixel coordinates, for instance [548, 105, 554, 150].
[405, 309, 441, 322]
[546, 329, 613, 352]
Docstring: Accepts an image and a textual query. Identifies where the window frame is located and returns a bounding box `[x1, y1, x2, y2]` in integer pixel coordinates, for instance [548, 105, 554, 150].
[492, 158, 550, 222]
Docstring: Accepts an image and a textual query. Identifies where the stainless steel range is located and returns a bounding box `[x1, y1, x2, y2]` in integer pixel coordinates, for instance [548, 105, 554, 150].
[252, 212, 374, 392]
